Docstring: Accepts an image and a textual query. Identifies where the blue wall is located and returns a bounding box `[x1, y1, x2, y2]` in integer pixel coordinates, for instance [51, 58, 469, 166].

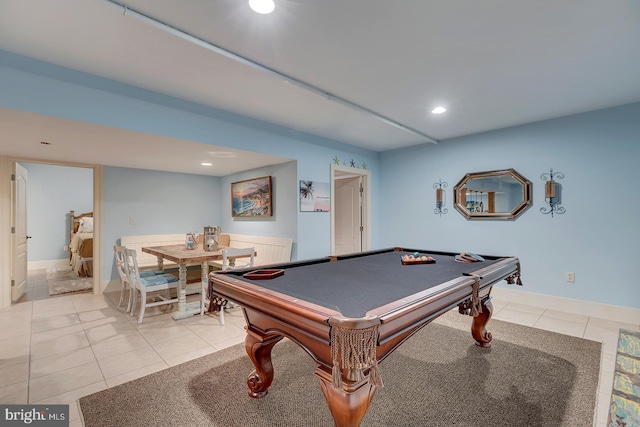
[2, 51, 639, 310]
[0, 51, 379, 283]
[22, 163, 93, 262]
[219, 161, 298, 240]
[379, 102, 640, 309]
[102, 161, 298, 281]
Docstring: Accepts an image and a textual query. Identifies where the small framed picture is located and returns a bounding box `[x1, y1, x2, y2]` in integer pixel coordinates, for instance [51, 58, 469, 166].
[300, 181, 330, 212]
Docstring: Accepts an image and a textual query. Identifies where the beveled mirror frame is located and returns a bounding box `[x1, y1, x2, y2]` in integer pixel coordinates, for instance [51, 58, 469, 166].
[453, 168, 532, 220]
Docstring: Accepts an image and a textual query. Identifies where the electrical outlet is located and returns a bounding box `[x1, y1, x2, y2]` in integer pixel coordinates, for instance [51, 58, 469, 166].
[63, 245, 68, 252]
[566, 272, 575, 283]
[129, 217, 135, 225]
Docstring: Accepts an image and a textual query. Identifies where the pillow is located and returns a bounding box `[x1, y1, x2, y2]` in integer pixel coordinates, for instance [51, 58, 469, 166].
[78, 217, 93, 233]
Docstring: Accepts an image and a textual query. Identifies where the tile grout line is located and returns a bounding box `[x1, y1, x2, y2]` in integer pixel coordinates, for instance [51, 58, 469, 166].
[98, 293, 169, 383]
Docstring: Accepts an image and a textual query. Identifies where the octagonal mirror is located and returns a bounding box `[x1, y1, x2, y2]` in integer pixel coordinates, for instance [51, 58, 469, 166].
[453, 169, 532, 220]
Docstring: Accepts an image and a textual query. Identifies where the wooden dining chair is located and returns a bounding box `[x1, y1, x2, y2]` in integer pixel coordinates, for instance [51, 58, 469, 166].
[201, 247, 255, 324]
[114, 245, 166, 312]
[114, 245, 131, 309]
[124, 247, 180, 324]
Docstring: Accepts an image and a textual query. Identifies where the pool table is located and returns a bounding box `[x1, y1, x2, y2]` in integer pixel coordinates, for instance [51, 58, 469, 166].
[210, 247, 522, 427]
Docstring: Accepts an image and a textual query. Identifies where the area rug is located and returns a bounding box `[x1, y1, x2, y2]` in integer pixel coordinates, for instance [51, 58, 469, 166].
[46, 269, 93, 295]
[607, 329, 640, 427]
[79, 315, 601, 427]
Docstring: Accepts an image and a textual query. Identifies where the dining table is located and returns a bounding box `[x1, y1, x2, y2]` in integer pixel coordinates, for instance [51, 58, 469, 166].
[141, 244, 254, 320]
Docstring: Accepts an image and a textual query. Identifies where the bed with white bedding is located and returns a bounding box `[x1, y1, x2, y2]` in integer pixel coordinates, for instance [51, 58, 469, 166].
[69, 210, 93, 277]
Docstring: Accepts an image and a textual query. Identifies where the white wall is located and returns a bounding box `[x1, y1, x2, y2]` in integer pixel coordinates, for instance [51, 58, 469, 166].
[379, 102, 640, 310]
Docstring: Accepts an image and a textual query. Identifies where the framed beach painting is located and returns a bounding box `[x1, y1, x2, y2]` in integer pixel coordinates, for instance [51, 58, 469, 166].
[231, 176, 272, 217]
[300, 181, 330, 212]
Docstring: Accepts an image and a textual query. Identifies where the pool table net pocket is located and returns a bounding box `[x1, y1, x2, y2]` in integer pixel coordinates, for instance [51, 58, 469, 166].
[330, 323, 383, 390]
[467, 273, 483, 317]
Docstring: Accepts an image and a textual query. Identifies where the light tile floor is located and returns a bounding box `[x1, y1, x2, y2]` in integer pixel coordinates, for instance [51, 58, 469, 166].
[1, 274, 637, 427]
[19, 268, 93, 303]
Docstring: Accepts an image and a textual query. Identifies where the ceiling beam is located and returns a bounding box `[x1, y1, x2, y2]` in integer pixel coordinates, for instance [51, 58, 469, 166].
[100, 0, 439, 145]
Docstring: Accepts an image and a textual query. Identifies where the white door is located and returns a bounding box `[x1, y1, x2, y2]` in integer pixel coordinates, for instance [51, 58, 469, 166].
[334, 176, 362, 255]
[11, 163, 28, 302]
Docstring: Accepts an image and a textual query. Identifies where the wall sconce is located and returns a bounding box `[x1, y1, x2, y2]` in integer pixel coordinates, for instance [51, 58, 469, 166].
[540, 168, 565, 217]
[434, 179, 448, 216]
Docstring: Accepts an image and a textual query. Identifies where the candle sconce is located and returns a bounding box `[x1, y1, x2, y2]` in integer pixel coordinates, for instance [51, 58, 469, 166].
[540, 168, 565, 217]
[434, 179, 448, 216]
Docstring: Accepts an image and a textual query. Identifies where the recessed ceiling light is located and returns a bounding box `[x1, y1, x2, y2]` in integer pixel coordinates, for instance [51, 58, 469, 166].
[249, 0, 275, 14]
[432, 107, 447, 114]
[201, 162, 213, 166]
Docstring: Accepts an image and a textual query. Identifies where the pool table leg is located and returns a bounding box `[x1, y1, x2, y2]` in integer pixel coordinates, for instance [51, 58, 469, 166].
[316, 368, 377, 427]
[471, 298, 493, 348]
[245, 332, 284, 398]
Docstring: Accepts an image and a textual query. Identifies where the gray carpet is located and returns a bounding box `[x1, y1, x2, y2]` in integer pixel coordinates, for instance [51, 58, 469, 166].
[79, 314, 602, 427]
[47, 269, 93, 295]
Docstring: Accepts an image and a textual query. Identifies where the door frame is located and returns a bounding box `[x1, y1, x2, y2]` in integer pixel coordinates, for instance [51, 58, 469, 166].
[0, 156, 102, 308]
[330, 164, 371, 256]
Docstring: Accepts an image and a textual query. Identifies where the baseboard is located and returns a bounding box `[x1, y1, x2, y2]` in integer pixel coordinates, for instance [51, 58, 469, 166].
[101, 279, 120, 294]
[492, 286, 640, 325]
[28, 259, 70, 272]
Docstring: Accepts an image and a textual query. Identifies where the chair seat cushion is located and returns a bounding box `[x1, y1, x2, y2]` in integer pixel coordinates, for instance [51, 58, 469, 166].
[140, 273, 179, 286]
[139, 270, 165, 278]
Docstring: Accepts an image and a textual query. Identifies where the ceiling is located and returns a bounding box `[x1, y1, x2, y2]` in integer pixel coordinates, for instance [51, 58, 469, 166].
[0, 107, 289, 176]
[0, 0, 639, 173]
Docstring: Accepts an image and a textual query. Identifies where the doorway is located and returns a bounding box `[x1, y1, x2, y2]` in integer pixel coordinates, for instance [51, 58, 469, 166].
[4, 160, 102, 307]
[330, 164, 371, 256]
